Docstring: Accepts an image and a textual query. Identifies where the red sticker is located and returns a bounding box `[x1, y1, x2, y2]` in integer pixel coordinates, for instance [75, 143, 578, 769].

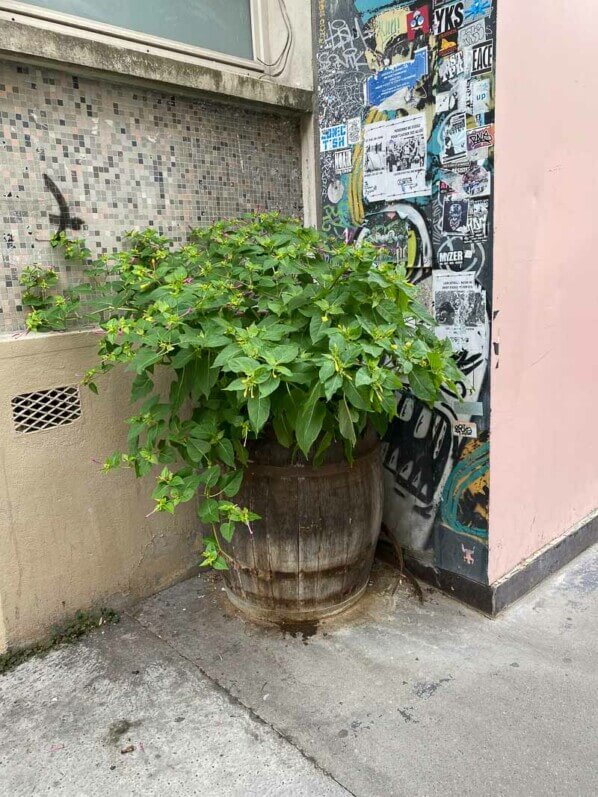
[407, 6, 430, 40]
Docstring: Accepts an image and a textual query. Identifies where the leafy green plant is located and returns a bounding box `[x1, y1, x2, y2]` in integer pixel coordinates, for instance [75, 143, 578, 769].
[20, 213, 461, 569]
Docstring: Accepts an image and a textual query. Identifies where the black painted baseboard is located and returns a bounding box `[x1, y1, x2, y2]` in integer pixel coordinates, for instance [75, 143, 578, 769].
[377, 511, 598, 616]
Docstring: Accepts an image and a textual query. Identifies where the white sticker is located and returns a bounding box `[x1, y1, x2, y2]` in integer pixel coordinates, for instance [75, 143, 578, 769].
[347, 116, 362, 145]
[452, 420, 478, 438]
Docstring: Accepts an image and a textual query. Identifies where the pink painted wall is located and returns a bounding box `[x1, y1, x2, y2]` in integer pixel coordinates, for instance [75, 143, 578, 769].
[489, 0, 598, 582]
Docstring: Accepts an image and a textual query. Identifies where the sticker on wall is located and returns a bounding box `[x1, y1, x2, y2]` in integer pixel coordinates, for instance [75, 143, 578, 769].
[363, 113, 430, 202]
[452, 420, 478, 438]
[439, 161, 491, 197]
[347, 117, 362, 145]
[432, 1, 465, 36]
[466, 124, 495, 153]
[334, 149, 353, 174]
[466, 198, 489, 241]
[471, 40, 494, 75]
[438, 50, 465, 83]
[364, 48, 428, 108]
[461, 162, 491, 196]
[453, 400, 484, 416]
[433, 271, 485, 328]
[472, 77, 492, 114]
[327, 177, 345, 204]
[436, 77, 469, 114]
[438, 31, 459, 56]
[441, 112, 468, 165]
[320, 123, 348, 152]
[464, 0, 493, 22]
[442, 197, 470, 235]
[437, 241, 466, 268]
[407, 5, 430, 40]
[458, 18, 487, 49]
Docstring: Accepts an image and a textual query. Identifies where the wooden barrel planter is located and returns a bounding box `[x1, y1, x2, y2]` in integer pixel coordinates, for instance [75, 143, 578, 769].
[220, 429, 383, 623]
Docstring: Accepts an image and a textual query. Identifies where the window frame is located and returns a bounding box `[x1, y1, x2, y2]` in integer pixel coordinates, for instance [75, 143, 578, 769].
[0, 0, 267, 72]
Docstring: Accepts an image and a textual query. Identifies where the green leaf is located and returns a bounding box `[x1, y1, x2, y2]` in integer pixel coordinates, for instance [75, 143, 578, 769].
[200, 465, 221, 489]
[198, 498, 220, 523]
[408, 365, 437, 403]
[169, 366, 191, 412]
[319, 361, 336, 382]
[270, 344, 299, 364]
[313, 430, 333, 467]
[296, 385, 325, 458]
[226, 356, 261, 374]
[310, 313, 329, 344]
[247, 394, 270, 434]
[272, 414, 293, 448]
[130, 372, 153, 402]
[131, 348, 162, 374]
[355, 367, 372, 387]
[212, 556, 229, 570]
[170, 348, 195, 369]
[343, 379, 368, 410]
[257, 376, 280, 397]
[213, 344, 242, 368]
[220, 521, 235, 542]
[222, 470, 243, 497]
[216, 438, 236, 468]
[338, 397, 356, 446]
[224, 378, 246, 392]
[190, 355, 216, 399]
[324, 373, 343, 400]
[186, 437, 210, 463]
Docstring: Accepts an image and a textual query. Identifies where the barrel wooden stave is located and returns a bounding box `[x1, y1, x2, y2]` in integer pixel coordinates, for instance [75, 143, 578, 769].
[221, 436, 382, 622]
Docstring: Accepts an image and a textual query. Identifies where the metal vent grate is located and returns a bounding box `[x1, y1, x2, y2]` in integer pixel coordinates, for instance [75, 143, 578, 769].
[11, 385, 82, 434]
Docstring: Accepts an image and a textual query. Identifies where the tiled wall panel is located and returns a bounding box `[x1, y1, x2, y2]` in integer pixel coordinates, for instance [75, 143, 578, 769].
[0, 60, 303, 331]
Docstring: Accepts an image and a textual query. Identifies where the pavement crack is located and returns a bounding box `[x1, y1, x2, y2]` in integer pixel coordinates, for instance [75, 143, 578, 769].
[126, 610, 357, 797]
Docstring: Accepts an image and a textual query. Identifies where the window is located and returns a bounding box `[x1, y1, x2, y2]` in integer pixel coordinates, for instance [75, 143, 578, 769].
[3, 0, 259, 63]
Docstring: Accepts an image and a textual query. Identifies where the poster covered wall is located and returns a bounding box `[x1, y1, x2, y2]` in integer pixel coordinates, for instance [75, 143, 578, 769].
[317, 0, 496, 583]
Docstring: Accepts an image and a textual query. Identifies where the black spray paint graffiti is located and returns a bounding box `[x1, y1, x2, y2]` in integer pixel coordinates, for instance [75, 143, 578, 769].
[43, 174, 85, 233]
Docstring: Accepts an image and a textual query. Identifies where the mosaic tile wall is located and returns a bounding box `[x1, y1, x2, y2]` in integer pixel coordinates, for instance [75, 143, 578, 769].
[0, 59, 303, 332]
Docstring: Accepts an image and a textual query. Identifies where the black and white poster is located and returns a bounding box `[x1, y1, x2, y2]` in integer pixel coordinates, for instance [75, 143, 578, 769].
[441, 111, 467, 165]
[363, 113, 430, 202]
[433, 272, 486, 327]
[442, 197, 469, 235]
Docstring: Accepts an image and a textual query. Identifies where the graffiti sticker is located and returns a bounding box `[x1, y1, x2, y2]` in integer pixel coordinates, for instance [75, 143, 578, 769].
[453, 420, 478, 438]
[320, 123, 348, 152]
[466, 124, 495, 152]
[471, 40, 493, 75]
[432, 1, 465, 35]
[347, 116, 362, 145]
[407, 5, 430, 40]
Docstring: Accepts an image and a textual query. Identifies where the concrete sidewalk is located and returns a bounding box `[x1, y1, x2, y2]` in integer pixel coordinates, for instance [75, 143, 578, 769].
[1, 546, 596, 796]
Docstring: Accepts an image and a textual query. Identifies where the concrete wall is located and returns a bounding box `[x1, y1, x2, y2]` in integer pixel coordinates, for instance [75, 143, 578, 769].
[0, 332, 200, 649]
[489, 0, 598, 582]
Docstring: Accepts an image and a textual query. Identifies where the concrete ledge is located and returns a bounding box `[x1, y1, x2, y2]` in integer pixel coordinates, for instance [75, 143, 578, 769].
[0, 329, 99, 359]
[378, 509, 598, 615]
[0, 18, 313, 113]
